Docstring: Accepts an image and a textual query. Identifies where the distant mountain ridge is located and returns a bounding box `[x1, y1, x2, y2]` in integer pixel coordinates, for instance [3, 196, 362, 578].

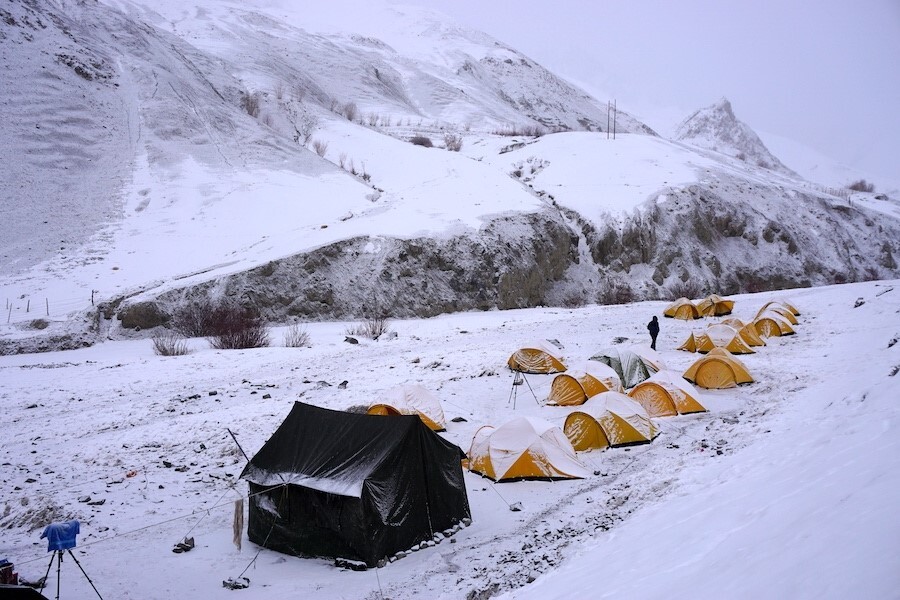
[674, 98, 796, 176]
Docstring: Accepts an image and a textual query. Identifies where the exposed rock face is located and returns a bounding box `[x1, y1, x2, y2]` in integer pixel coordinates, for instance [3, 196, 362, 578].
[579, 177, 900, 296]
[118, 301, 170, 330]
[146, 211, 579, 322]
[675, 98, 796, 175]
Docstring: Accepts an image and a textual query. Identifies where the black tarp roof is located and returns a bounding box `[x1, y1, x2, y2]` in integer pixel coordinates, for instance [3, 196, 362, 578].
[239, 402, 471, 566]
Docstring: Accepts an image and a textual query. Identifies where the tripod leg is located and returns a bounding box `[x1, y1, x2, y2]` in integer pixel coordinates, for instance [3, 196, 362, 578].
[56, 551, 61, 600]
[523, 374, 540, 405]
[39, 551, 55, 595]
[66, 549, 104, 600]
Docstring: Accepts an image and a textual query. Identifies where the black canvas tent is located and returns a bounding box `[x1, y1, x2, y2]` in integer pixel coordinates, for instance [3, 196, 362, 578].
[240, 402, 471, 567]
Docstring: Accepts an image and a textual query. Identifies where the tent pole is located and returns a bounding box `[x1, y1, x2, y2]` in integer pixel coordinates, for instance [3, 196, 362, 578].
[227, 428, 251, 463]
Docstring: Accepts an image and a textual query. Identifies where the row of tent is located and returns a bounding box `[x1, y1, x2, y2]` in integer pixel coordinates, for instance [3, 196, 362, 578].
[508, 337, 753, 392]
[677, 303, 798, 355]
[471, 298, 802, 482]
[663, 294, 736, 320]
[676, 299, 801, 388]
[466, 369, 707, 482]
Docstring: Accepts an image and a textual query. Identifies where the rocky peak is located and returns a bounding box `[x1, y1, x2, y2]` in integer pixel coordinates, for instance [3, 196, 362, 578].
[675, 97, 796, 175]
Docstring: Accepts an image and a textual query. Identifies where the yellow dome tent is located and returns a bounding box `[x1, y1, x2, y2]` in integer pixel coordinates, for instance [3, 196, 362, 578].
[758, 305, 799, 325]
[663, 297, 701, 320]
[678, 324, 754, 354]
[467, 416, 589, 481]
[696, 294, 735, 317]
[563, 392, 658, 451]
[683, 348, 754, 389]
[507, 340, 566, 374]
[722, 318, 767, 347]
[753, 312, 796, 337]
[546, 362, 623, 406]
[367, 384, 448, 431]
[628, 370, 706, 417]
[678, 332, 699, 353]
[698, 324, 755, 354]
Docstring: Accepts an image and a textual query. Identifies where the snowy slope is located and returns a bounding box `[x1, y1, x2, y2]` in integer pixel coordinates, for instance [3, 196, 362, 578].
[759, 129, 900, 196]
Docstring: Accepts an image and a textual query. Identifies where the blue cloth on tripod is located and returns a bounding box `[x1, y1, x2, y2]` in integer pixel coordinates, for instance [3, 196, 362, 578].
[41, 520, 80, 551]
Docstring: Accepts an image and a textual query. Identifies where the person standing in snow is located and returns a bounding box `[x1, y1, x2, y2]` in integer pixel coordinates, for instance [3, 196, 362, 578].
[647, 316, 659, 350]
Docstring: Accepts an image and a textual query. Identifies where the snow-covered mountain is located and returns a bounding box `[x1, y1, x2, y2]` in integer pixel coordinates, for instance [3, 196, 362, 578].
[674, 97, 796, 176]
[1, 0, 899, 354]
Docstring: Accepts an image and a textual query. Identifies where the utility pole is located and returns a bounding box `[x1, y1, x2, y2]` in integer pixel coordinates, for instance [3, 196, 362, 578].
[607, 101, 610, 139]
[613, 100, 617, 140]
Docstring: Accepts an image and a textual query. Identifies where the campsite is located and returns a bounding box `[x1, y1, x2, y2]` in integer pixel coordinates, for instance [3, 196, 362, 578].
[0, 1, 898, 597]
[1, 280, 898, 599]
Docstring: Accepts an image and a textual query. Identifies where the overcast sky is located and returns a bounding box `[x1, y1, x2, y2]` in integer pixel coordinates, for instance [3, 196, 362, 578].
[390, 0, 899, 183]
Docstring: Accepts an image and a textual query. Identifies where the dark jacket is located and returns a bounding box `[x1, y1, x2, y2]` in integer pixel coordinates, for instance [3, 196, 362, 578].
[647, 318, 659, 336]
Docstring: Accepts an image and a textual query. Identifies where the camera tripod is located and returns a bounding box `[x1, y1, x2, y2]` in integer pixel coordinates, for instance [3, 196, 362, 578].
[507, 370, 540, 409]
[40, 549, 103, 600]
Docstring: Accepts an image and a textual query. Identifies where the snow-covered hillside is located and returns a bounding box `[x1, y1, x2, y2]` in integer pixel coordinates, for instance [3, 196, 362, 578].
[1, 0, 899, 356]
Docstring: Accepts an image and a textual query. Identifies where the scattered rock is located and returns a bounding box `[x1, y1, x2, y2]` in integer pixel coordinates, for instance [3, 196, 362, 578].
[337, 381, 348, 389]
[344, 336, 359, 344]
[208, 391, 218, 396]
[467, 582, 500, 600]
[77, 496, 91, 503]
[262, 393, 271, 399]
[451, 416, 467, 423]
[87, 498, 106, 506]
[509, 502, 523, 512]
[853, 297, 865, 308]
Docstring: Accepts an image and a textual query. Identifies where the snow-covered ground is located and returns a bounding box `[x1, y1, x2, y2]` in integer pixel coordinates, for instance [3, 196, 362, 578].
[1, 279, 898, 599]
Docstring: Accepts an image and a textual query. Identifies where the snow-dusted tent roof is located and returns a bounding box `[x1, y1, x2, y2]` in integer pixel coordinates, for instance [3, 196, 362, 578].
[663, 297, 701, 320]
[681, 324, 755, 354]
[757, 299, 800, 316]
[753, 312, 796, 337]
[467, 416, 589, 481]
[241, 402, 470, 567]
[367, 384, 447, 431]
[507, 340, 567, 374]
[722, 318, 767, 347]
[589, 347, 658, 389]
[563, 392, 658, 450]
[629, 370, 706, 417]
[696, 294, 735, 317]
[759, 305, 799, 325]
[683, 349, 754, 389]
[546, 362, 623, 406]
